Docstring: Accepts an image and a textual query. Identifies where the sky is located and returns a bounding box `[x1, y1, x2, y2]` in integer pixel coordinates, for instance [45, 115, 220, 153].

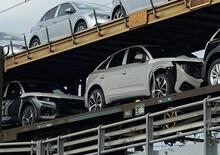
[0, 0, 110, 34]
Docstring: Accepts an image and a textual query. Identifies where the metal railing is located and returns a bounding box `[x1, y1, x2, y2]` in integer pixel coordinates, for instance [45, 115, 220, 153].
[1, 96, 220, 154]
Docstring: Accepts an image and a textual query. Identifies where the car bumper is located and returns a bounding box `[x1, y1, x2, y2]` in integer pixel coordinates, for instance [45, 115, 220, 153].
[174, 64, 203, 92]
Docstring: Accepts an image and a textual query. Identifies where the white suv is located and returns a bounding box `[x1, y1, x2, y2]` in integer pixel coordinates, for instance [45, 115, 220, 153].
[85, 45, 203, 112]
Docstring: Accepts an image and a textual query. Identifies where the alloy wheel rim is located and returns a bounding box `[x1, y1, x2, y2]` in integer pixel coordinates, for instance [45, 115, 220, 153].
[113, 10, 124, 19]
[77, 25, 86, 32]
[22, 108, 34, 126]
[152, 77, 168, 97]
[210, 64, 220, 85]
[32, 41, 39, 47]
[89, 92, 103, 112]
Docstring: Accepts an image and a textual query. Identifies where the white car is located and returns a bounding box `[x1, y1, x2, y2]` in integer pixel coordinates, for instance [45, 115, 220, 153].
[85, 45, 203, 112]
[29, 2, 111, 47]
[0, 32, 25, 56]
[112, 0, 168, 19]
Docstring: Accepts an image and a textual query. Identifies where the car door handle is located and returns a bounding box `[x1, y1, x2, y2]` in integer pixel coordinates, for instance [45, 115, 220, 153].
[122, 71, 127, 75]
[100, 76, 104, 79]
[53, 21, 57, 24]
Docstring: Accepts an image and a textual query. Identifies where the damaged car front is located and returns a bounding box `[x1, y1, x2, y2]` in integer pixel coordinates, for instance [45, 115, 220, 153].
[145, 45, 203, 97]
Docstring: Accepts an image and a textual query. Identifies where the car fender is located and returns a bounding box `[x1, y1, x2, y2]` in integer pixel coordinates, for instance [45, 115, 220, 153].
[18, 97, 38, 122]
[203, 44, 220, 80]
[147, 61, 174, 90]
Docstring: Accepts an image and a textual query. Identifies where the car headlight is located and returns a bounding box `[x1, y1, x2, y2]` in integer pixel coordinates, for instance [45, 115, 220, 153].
[89, 13, 110, 19]
[37, 97, 51, 102]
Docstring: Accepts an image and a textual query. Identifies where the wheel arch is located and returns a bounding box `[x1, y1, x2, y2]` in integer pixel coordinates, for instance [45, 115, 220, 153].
[29, 35, 40, 48]
[112, 5, 126, 20]
[86, 84, 106, 106]
[204, 52, 220, 81]
[74, 18, 87, 33]
[19, 99, 38, 123]
[149, 67, 175, 91]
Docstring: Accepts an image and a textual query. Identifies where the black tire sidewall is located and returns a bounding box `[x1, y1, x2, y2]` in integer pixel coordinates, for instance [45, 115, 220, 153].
[207, 59, 220, 86]
[30, 38, 40, 48]
[88, 89, 105, 111]
[21, 105, 37, 126]
[75, 22, 87, 33]
[151, 74, 173, 97]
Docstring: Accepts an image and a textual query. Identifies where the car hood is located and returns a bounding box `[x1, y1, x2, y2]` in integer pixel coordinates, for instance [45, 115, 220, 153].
[21, 92, 84, 101]
[151, 57, 203, 63]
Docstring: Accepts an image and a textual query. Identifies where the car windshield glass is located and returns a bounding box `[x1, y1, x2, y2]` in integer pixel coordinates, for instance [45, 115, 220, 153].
[75, 3, 102, 10]
[21, 82, 67, 94]
[145, 46, 196, 59]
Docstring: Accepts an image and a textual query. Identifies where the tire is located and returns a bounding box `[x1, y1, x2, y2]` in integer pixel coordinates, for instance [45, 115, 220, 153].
[151, 74, 173, 98]
[21, 105, 37, 127]
[30, 37, 40, 48]
[112, 7, 126, 20]
[74, 21, 87, 33]
[208, 59, 220, 86]
[88, 89, 105, 112]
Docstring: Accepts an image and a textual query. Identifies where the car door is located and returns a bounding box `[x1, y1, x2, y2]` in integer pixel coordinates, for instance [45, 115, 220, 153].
[121, 47, 150, 97]
[53, 3, 77, 40]
[3, 82, 23, 122]
[41, 6, 59, 42]
[102, 49, 128, 102]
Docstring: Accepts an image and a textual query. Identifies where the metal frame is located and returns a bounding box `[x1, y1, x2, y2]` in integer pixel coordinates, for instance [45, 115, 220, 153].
[2, 96, 220, 154]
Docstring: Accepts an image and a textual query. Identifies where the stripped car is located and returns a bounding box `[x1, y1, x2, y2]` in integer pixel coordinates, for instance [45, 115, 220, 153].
[2, 81, 84, 127]
[85, 45, 203, 112]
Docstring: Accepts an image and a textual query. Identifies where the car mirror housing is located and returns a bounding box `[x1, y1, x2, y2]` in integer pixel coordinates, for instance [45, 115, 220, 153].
[65, 8, 74, 14]
[134, 53, 146, 63]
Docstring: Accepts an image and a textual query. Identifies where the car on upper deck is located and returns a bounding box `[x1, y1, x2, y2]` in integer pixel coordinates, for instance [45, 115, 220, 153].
[85, 45, 203, 112]
[29, 1, 111, 48]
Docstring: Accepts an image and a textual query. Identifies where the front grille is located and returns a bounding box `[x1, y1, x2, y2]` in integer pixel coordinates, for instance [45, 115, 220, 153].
[177, 62, 202, 79]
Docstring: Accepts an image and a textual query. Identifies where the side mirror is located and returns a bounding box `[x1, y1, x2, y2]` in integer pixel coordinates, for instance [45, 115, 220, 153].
[65, 8, 74, 14]
[134, 53, 146, 63]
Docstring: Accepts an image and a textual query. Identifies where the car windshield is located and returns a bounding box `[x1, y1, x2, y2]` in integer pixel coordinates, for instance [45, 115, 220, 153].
[21, 82, 67, 95]
[145, 46, 196, 59]
[75, 3, 102, 10]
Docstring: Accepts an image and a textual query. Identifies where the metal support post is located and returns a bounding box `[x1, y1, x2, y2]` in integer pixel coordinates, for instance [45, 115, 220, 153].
[36, 140, 45, 155]
[146, 113, 153, 155]
[149, 0, 159, 18]
[45, 27, 52, 52]
[119, 0, 128, 27]
[98, 125, 105, 155]
[10, 40, 17, 64]
[69, 18, 77, 45]
[0, 46, 3, 142]
[203, 97, 215, 155]
[93, 9, 102, 36]
[23, 34, 31, 59]
[57, 136, 64, 155]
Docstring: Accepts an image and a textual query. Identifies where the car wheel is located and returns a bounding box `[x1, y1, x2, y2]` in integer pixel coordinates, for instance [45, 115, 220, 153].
[21, 105, 37, 127]
[30, 37, 40, 48]
[208, 59, 220, 86]
[151, 74, 173, 98]
[112, 8, 125, 20]
[75, 21, 88, 33]
[88, 89, 105, 112]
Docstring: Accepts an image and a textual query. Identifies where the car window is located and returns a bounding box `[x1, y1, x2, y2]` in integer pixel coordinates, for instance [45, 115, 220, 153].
[44, 6, 58, 21]
[126, 47, 147, 64]
[58, 3, 75, 17]
[109, 50, 126, 68]
[214, 31, 220, 39]
[6, 83, 22, 99]
[97, 57, 111, 70]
